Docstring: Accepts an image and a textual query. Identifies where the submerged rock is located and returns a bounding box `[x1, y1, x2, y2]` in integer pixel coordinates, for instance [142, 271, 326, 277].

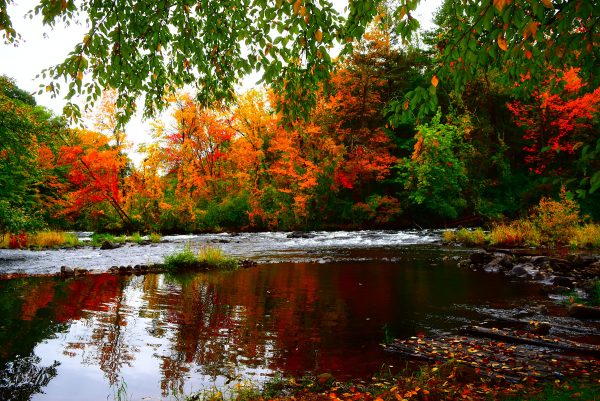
[287, 231, 315, 239]
[568, 304, 600, 319]
[552, 276, 574, 288]
[99, 240, 119, 250]
[508, 263, 535, 278]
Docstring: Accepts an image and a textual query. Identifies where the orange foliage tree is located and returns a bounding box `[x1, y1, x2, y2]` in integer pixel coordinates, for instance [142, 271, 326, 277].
[57, 129, 132, 229]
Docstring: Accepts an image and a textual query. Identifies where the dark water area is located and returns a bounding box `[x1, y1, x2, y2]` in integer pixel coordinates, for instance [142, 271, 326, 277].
[0, 247, 549, 401]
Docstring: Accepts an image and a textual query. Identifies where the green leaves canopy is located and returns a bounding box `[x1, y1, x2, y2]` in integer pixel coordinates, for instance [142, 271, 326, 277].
[3, 0, 378, 122]
[2, 1, 597, 123]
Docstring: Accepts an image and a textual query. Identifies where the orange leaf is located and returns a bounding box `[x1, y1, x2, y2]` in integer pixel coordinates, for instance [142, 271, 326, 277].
[542, 0, 553, 8]
[431, 75, 439, 87]
[315, 29, 323, 42]
[523, 21, 538, 39]
[525, 50, 532, 59]
[403, 100, 409, 110]
[493, 0, 512, 11]
[497, 33, 508, 51]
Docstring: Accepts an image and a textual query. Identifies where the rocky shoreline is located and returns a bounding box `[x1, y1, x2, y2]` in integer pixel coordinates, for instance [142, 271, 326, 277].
[461, 248, 600, 317]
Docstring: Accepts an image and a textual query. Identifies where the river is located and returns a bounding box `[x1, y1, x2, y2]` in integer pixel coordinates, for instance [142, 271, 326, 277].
[0, 230, 559, 400]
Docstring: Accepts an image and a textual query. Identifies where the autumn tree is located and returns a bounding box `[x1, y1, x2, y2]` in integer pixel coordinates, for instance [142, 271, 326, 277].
[389, 0, 599, 122]
[508, 67, 600, 217]
[57, 129, 132, 230]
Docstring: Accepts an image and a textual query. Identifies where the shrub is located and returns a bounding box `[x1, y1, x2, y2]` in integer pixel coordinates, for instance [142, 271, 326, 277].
[531, 188, 580, 245]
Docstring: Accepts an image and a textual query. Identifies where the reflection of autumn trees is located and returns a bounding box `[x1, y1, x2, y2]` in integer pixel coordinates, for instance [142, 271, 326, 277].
[0, 260, 545, 399]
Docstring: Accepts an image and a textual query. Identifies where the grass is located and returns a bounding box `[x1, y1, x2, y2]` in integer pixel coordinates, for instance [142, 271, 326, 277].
[164, 245, 239, 271]
[0, 231, 79, 249]
[443, 228, 487, 246]
[444, 190, 600, 249]
[149, 232, 161, 243]
[443, 222, 600, 249]
[128, 232, 142, 244]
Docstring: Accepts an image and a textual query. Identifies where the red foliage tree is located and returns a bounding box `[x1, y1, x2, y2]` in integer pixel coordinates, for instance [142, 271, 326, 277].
[508, 68, 600, 174]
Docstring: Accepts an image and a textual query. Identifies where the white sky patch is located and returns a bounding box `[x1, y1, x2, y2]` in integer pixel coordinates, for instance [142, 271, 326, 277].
[1, 0, 441, 166]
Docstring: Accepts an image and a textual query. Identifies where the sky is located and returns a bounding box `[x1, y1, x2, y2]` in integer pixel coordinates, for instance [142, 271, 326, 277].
[0, 0, 441, 163]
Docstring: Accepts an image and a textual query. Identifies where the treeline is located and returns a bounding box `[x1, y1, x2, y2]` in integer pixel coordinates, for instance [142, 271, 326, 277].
[1, 22, 599, 234]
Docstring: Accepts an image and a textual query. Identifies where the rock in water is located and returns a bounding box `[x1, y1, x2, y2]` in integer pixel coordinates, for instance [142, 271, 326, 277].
[568, 304, 600, 319]
[100, 240, 118, 250]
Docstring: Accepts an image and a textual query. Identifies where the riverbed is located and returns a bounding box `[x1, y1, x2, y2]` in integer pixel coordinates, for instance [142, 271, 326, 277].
[0, 230, 591, 400]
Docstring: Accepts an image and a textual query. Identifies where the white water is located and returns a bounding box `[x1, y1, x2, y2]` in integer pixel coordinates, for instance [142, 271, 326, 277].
[0, 230, 443, 275]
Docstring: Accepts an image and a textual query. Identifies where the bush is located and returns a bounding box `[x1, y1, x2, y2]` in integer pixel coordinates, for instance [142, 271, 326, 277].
[149, 232, 161, 243]
[531, 188, 580, 245]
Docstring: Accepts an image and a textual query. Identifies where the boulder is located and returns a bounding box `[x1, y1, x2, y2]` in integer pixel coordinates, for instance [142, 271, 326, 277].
[568, 304, 600, 319]
[470, 250, 492, 265]
[60, 266, 74, 276]
[100, 240, 119, 250]
[507, 263, 535, 278]
[552, 276, 574, 288]
[483, 254, 514, 273]
[548, 257, 572, 273]
[287, 231, 315, 239]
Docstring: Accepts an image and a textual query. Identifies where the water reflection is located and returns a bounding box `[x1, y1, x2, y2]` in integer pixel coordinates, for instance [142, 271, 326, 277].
[0, 256, 544, 400]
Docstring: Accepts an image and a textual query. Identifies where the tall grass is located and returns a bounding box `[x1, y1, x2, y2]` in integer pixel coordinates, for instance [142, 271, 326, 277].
[164, 245, 239, 271]
[444, 189, 600, 249]
[442, 228, 487, 246]
[0, 231, 79, 249]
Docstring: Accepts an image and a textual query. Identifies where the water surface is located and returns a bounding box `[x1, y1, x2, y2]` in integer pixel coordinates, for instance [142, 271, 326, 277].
[0, 245, 549, 401]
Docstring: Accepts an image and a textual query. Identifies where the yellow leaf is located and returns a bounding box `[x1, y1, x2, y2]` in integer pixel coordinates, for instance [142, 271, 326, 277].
[497, 33, 508, 51]
[76, 71, 83, 81]
[315, 29, 323, 42]
[542, 0, 553, 8]
[493, 0, 512, 11]
[293, 0, 301, 15]
[431, 75, 439, 87]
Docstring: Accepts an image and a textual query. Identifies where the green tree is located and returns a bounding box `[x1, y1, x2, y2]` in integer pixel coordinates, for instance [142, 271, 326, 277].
[0, 76, 64, 234]
[395, 111, 473, 220]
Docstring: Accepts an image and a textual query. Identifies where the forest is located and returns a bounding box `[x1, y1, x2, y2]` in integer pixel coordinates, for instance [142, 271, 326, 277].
[1, 3, 599, 237]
